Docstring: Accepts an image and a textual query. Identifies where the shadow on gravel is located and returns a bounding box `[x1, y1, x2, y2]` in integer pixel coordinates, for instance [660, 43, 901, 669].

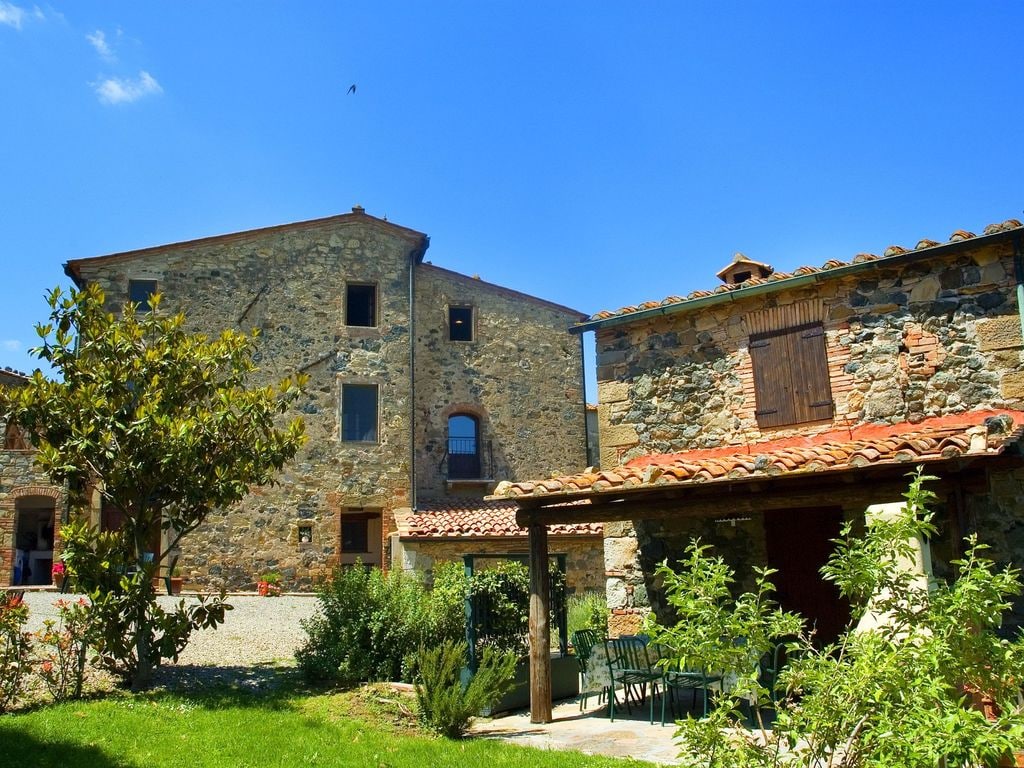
[150, 662, 302, 704]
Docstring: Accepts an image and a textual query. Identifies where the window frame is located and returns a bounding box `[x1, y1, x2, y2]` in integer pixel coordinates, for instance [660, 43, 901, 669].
[340, 382, 379, 443]
[345, 282, 378, 328]
[447, 304, 475, 342]
[128, 279, 158, 313]
[749, 321, 834, 429]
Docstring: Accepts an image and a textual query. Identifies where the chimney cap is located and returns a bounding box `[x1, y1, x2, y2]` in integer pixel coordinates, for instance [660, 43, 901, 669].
[715, 252, 774, 284]
[351, 205, 365, 214]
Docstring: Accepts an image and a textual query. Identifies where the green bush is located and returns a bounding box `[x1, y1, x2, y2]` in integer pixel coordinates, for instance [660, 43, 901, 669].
[469, 560, 566, 659]
[649, 469, 1024, 768]
[297, 564, 468, 684]
[567, 591, 609, 639]
[0, 591, 32, 713]
[414, 639, 517, 738]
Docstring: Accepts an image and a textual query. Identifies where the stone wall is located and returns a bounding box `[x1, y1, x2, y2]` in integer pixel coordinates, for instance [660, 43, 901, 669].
[596, 241, 1022, 466]
[413, 265, 588, 496]
[0, 434, 64, 588]
[593, 239, 1024, 627]
[395, 535, 604, 594]
[68, 213, 588, 591]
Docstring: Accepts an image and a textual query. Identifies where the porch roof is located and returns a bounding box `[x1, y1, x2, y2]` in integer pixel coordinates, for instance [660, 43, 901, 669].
[399, 498, 603, 540]
[490, 410, 1024, 517]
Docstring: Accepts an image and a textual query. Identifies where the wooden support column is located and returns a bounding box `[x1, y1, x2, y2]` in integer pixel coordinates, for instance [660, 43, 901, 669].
[528, 522, 552, 723]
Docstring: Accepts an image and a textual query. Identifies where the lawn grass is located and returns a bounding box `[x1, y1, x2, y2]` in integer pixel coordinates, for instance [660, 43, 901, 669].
[0, 677, 655, 768]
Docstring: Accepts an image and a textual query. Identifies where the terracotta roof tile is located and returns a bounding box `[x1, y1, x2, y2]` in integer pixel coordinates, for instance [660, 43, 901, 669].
[491, 410, 1024, 502]
[402, 498, 602, 539]
[584, 218, 1024, 324]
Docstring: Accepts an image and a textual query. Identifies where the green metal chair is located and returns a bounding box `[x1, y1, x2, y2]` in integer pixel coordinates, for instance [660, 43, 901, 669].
[607, 636, 663, 723]
[659, 659, 722, 724]
[572, 629, 602, 710]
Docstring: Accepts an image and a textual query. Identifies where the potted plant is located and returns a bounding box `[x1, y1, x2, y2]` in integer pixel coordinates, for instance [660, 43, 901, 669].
[51, 561, 66, 587]
[257, 571, 282, 597]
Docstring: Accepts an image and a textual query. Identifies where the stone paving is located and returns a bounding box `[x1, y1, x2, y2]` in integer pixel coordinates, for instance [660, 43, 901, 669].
[472, 695, 684, 765]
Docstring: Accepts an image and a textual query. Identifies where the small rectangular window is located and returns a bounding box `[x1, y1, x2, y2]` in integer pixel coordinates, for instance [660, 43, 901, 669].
[341, 518, 369, 553]
[128, 280, 157, 312]
[448, 305, 474, 341]
[297, 525, 313, 544]
[346, 284, 377, 327]
[341, 384, 378, 442]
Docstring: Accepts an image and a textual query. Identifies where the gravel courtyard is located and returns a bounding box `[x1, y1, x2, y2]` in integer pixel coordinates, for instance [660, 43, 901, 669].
[19, 590, 318, 683]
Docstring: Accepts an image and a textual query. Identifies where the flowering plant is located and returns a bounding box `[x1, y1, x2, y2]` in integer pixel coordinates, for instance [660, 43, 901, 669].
[51, 562, 66, 580]
[35, 597, 96, 702]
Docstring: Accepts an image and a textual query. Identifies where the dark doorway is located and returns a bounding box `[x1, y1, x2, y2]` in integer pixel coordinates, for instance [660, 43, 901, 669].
[447, 414, 480, 479]
[763, 506, 849, 646]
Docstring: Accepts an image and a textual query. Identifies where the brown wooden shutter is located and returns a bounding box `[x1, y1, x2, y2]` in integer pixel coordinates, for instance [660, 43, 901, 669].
[750, 334, 796, 428]
[793, 324, 834, 423]
[750, 322, 832, 428]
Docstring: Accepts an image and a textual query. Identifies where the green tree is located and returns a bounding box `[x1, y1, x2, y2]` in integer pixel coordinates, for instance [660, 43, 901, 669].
[649, 469, 1024, 768]
[0, 284, 306, 689]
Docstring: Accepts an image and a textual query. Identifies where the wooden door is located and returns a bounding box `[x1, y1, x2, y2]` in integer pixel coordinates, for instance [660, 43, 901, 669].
[763, 506, 849, 646]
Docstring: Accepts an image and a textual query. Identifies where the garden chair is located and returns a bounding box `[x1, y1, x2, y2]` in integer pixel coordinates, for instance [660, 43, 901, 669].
[659, 658, 722, 724]
[156, 554, 179, 596]
[606, 636, 663, 723]
[572, 629, 604, 710]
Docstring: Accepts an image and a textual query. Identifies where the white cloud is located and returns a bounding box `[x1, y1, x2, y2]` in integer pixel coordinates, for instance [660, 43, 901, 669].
[0, 2, 27, 29]
[93, 70, 163, 105]
[86, 29, 115, 61]
[2, 340, 21, 351]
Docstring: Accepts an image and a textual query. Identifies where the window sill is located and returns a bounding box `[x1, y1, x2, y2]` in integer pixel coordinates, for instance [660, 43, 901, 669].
[447, 478, 495, 489]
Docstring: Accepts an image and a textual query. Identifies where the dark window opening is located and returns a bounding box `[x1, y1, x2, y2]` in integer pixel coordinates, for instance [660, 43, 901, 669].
[341, 518, 369, 553]
[448, 306, 474, 341]
[346, 284, 377, 327]
[447, 413, 481, 479]
[298, 525, 313, 544]
[732, 270, 752, 283]
[128, 280, 157, 312]
[341, 384, 378, 442]
[749, 322, 834, 429]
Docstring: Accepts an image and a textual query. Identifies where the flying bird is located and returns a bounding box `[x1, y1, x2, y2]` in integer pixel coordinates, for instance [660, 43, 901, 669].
[347, 84, 357, 95]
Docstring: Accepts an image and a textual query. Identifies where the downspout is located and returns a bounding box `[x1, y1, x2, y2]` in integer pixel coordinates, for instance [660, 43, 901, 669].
[1014, 234, 1024, 346]
[578, 332, 591, 467]
[409, 252, 417, 514]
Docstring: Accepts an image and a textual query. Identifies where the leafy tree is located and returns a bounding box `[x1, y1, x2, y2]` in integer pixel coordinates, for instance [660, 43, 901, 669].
[648, 469, 1024, 768]
[0, 284, 306, 689]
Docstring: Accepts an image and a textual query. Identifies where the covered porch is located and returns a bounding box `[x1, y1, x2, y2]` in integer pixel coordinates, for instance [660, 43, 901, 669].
[492, 410, 1024, 722]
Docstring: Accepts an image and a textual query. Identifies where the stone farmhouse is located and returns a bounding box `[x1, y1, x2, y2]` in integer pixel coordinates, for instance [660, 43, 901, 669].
[0, 367, 66, 588]
[0, 207, 601, 592]
[494, 217, 1024, 641]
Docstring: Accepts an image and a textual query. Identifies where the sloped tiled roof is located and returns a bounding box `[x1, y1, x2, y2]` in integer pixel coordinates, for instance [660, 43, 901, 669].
[402, 498, 603, 538]
[0, 367, 31, 386]
[491, 410, 1024, 502]
[583, 218, 1023, 326]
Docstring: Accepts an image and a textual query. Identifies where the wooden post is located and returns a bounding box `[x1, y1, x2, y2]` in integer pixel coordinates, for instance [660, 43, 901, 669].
[528, 523, 552, 723]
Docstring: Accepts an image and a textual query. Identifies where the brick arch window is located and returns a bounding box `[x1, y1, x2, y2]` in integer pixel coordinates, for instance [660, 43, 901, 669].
[447, 413, 481, 479]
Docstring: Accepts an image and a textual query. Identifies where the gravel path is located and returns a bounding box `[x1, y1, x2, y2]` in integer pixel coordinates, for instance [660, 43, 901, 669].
[18, 590, 319, 689]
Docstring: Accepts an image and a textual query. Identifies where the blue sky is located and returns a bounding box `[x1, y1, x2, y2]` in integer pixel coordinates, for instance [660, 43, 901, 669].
[2, 2, 1023, 400]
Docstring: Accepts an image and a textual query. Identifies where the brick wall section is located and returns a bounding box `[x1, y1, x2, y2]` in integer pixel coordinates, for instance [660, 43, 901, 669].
[69, 214, 588, 591]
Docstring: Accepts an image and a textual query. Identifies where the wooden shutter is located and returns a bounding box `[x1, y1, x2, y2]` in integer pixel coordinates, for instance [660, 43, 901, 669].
[750, 334, 795, 428]
[793, 324, 834, 423]
[750, 322, 833, 428]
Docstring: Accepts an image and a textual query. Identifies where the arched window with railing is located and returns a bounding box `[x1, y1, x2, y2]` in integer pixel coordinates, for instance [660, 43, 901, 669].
[447, 414, 481, 480]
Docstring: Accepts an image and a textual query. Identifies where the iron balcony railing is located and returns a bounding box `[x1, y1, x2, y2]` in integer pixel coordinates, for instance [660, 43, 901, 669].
[439, 438, 493, 481]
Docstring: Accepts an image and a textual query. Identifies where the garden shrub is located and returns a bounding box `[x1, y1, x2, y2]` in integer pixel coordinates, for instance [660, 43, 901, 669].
[0, 591, 32, 713]
[35, 597, 97, 702]
[468, 560, 566, 659]
[649, 469, 1024, 768]
[567, 591, 610, 638]
[414, 639, 516, 738]
[297, 564, 464, 684]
